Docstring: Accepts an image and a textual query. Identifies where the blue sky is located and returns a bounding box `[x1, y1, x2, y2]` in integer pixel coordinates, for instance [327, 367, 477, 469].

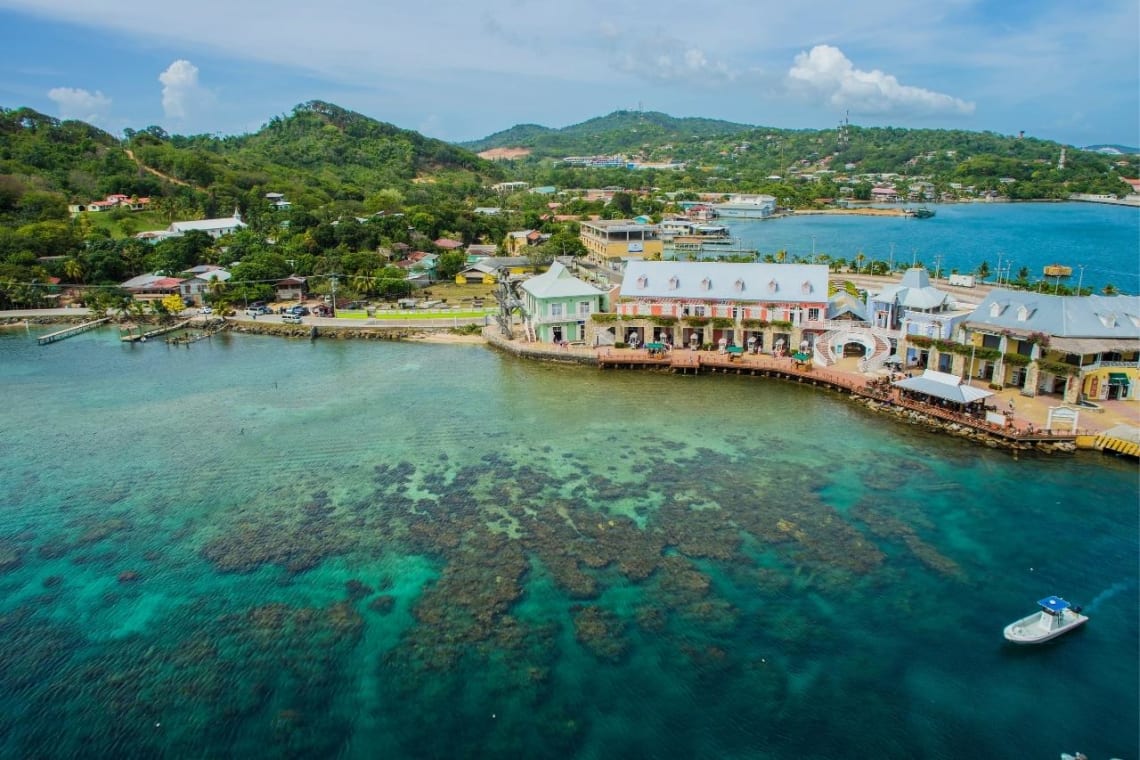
[1, 1, 1137, 148]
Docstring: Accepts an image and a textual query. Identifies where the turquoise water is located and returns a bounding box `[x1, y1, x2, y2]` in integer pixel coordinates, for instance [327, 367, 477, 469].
[0, 328, 1137, 759]
[730, 202, 1140, 295]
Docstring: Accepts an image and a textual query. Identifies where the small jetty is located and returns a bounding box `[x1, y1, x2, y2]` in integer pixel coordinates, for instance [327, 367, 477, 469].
[37, 317, 109, 345]
[121, 319, 193, 342]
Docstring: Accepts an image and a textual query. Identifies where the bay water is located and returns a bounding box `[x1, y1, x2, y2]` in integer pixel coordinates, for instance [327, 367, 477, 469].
[730, 201, 1140, 295]
[0, 325, 1136, 759]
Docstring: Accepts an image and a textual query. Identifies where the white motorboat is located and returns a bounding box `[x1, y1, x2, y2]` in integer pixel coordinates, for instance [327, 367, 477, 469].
[1003, 596, 1088, 644]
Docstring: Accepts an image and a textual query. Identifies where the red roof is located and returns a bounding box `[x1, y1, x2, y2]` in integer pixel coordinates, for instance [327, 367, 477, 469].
[153, 277, 184, 288]
[434, 238, 463, 249]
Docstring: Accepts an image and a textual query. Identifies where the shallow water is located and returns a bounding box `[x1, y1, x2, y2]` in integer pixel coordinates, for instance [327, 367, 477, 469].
[0, 328, 1136, 758]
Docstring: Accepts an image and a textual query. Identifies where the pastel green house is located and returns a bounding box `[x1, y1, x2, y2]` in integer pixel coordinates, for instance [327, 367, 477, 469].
[520, 261, 608, 344]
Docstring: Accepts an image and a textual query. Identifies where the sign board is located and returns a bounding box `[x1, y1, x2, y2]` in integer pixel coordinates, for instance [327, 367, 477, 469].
[985, 411, 1007, 426]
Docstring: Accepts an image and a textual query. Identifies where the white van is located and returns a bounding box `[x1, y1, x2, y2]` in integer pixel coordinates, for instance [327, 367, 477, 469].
[282, 313, 304, 324]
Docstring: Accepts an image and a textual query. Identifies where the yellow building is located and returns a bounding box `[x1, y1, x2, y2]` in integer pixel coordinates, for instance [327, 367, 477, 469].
[579, 220, 662, 268]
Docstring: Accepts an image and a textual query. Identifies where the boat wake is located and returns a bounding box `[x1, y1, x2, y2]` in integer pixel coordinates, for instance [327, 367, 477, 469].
[1084, 581, 1131, 613]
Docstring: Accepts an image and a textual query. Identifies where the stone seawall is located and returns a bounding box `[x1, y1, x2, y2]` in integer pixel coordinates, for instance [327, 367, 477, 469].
[857, 397, 1076, 454]
[226, 322, 463, 341]
[482, 328, 598, 366]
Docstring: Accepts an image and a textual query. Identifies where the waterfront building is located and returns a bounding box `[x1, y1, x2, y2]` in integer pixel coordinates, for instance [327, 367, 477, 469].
[579, 220, 663, 270]
[867, 268, 977, 371]
[120, 273, 184, 301]
[597, 261, 827, 351]
[178, 265, 230, 305]
[957, 290, 1139, 402]
[519, 261, 608, 344]
[710, 194, 777, 218]
[275, 276, 307, 302]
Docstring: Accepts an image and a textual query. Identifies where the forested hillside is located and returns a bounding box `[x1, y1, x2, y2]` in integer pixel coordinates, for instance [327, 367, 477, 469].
[0, 101, 1136, 311]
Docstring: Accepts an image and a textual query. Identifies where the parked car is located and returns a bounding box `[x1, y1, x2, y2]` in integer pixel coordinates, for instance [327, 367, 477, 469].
[245, 305, 272, 316]
[282, 312, 304, 324]
[288, 306, 310, 316]
[198, 306, 213, 315]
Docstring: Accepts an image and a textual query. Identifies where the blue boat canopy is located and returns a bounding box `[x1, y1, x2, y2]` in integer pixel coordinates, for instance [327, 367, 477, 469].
[1038, 596, 1071, 613]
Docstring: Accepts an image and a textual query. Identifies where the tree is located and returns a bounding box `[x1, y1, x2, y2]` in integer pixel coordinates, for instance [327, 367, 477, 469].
[435, 250, 466, 281]
[161, 293, 185, 316]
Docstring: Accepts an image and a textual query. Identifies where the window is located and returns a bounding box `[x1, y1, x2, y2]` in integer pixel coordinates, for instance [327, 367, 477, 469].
[577, 301, 592, 316]
[734, 278, 745, 292]
[637, 274, 648, 289]
[701, 277, 712, 291]
[801, 280, 812, 294]
[807, 308, 820, 321]
[768, 279, 778, 293]
[669, 276, 680, 290]
[550, 303, 563, 317]
[694, 306, 706, 317]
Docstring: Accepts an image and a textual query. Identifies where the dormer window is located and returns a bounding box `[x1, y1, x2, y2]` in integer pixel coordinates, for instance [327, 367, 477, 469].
[1016, 305, 1029, 321]
[701, 277, 712, 291]
[768, 279, 778, 293]
[637, 274, 648, 289]
[669, 275, 680, 290]
[1097, 312, 1116, 328]
[734, 278, 745, 293]
[801, 280, 812, 294]
[989, 302, 1001, 317]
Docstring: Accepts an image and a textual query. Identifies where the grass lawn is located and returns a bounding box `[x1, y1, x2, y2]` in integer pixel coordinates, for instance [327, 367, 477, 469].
[81, 211, 168, 239]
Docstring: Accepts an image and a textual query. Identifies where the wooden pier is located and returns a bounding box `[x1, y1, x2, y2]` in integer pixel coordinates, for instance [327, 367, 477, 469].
[37, 317, 110, 345]
[598, 348, 1081, 446]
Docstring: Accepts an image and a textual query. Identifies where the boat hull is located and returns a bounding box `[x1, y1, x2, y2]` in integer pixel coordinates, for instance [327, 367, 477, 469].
[1003, 610, 1088, 644]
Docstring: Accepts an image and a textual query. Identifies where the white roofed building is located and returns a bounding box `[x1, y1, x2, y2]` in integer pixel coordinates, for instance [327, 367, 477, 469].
[168, 210, 247, 239]
[602, 261, 829, 352]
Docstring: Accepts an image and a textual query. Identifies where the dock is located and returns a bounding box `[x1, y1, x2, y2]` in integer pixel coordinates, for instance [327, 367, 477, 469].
[121, 319, 193, 342]
[37, 317, 110, 345]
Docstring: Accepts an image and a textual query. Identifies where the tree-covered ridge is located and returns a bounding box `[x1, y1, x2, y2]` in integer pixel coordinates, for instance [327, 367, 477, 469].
[124, 101, 503, 207]
[460, 110, 755, 155]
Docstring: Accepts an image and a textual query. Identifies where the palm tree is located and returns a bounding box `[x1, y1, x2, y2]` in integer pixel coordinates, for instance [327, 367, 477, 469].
[976, 261, 991, 280]
[63, 257, 85, 285]
[1103, 283, 1119, 296]
[855, 252, 866, 273]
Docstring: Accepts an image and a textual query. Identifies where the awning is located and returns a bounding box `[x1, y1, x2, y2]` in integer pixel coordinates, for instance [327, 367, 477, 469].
[1038, 596, 1071, 614]
[792, 352, 811, 361]
[1108, 372, 1130, 385]
[1049, 336, 1139, 355]
[892, 369, 994, 404]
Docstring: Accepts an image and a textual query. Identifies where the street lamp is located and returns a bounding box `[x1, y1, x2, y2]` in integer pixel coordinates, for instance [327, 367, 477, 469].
[811, 235, 816, 258]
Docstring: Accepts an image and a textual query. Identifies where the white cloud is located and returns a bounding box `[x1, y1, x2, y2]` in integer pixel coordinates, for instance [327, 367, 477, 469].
[615, 38, 736, 85]
[788, 45, 975, 116]
[46, 86, 111, 124]
[159, 59, 208, 120]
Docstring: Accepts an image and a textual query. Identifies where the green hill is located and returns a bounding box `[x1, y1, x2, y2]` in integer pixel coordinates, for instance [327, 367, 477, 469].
[460, 110, 755, 156]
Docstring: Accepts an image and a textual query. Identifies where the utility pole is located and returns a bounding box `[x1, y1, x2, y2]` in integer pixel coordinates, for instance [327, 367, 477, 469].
[995, 252, 1003, 285]
[889, 242, 895, 273]
[933, 254, 943, 281]
[330, 274, 339, 318]
[1076, 264, 1085, 296]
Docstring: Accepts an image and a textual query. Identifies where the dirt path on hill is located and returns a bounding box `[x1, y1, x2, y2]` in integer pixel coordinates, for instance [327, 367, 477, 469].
[124, 149, 195, 188]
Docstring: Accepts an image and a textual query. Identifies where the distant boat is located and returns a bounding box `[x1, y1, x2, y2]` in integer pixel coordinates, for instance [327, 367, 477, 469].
[1003, 596, 1088, 644]
[906, 206, 936, 219]
[1043, 264, 1073, 277]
